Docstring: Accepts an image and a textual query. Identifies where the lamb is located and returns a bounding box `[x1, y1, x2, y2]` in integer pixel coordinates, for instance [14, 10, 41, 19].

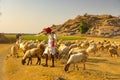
[64, 51, 88, 72]
[21, 43, 45, 65]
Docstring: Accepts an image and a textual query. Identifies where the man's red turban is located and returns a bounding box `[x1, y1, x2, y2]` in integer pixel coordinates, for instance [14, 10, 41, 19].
[44, 27, 52, 33]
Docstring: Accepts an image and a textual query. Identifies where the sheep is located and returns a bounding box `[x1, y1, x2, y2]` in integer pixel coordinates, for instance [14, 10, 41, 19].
[80, 41, 89, 49]
[108, 46, 119, 57]
[19, 42, 27, 53]
[7, 44, 19, 58]
[58, 44, 70, 59]
[40, 40, 47, 46]
[86, 43, 97, 55]
[19, 41, 38, 54]
[69, 44, 78, 50]
[68, 47, 87, 59]
[96, 42, 104, 51]
[103, 43, 111, 51]
[27, 42, 38, 49]
[21, 43, 45, 65]
[64, 51, 88, 72]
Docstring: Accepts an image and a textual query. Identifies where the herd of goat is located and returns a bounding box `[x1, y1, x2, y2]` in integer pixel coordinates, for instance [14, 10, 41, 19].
[7, 39, 120, 71]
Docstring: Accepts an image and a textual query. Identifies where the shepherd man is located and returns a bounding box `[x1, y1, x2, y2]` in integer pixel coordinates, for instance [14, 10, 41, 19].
[43, 27, 56, 67]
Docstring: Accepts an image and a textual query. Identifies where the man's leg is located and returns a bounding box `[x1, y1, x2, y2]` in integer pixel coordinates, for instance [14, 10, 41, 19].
[43, 54, 48, 67]
[50, 54, 54, 67]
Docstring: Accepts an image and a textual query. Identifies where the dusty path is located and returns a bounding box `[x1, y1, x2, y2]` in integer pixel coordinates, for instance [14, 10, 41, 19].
[0, 44, 11, 80]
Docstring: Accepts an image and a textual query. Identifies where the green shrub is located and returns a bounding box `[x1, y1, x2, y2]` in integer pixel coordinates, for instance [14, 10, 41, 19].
[78, 22, 89, 34]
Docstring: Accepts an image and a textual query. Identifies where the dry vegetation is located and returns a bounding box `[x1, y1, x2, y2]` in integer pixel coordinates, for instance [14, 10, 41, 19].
[1, 37, 120, 80]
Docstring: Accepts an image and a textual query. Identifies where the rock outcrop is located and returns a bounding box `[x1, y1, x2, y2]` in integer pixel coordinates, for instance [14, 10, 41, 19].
[38, 14, 120, 37]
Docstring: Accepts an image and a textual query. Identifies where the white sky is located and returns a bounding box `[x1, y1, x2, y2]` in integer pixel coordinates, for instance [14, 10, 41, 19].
[0, 0, 120, 33]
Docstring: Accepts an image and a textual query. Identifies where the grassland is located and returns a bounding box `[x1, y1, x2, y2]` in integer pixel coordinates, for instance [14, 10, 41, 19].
[5, 34, 86, 40]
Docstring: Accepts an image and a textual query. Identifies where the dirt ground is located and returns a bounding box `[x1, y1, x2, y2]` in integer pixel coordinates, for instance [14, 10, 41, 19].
[0, 44, 12, 80]
[1, 38, 120, 80]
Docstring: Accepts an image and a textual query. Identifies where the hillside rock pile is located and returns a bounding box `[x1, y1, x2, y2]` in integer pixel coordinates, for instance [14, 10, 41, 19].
[38, 14, 120, 37]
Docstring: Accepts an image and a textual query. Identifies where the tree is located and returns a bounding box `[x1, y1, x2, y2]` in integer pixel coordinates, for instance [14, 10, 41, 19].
[78, 22, 89, 34]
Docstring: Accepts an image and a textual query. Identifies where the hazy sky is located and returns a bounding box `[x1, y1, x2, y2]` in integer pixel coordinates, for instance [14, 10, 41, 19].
[0, 0, 120, 33]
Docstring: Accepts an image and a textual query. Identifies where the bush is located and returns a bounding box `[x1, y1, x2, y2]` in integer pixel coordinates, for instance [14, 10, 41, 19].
[0, 33, 14, 43]
[78, 22, 89, 34]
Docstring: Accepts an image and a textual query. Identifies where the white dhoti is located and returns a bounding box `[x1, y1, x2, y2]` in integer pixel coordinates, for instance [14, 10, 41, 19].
[43, 47, 56, 55]
[43, 34, 56, 55]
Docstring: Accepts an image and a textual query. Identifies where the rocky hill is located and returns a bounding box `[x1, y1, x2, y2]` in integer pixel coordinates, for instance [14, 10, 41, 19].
[38, 14, 120, 37]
